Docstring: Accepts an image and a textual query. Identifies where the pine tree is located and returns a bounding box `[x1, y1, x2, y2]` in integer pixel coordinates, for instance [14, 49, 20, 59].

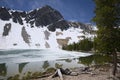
[62, 39, 93, 51]
[79, 38, 93, 51]
[93, 0, 120, 76]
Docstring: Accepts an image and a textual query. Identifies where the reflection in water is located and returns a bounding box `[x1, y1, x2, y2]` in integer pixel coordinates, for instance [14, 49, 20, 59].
[0, 58, 84, 79]
[0, 54, 111, 80]
[79, 54, 111, 66]
[42, 61, 50, 69]
[79, 55, 93, 66]
[0, 63, 7, 76]
[0, 49, 92, 80]
[19, 62, 28, 73]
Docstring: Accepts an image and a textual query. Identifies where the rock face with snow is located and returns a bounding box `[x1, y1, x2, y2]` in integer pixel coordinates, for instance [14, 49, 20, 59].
[0, 5, 95, 49]
[0, 7, 11, 20]
[25, 5, 64, 28]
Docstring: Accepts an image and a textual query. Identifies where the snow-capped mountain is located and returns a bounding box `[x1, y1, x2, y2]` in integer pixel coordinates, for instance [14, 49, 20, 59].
[0, 5, 95, 49]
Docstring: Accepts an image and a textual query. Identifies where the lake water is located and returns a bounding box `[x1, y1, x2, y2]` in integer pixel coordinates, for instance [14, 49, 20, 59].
[0, 49, 91, 80]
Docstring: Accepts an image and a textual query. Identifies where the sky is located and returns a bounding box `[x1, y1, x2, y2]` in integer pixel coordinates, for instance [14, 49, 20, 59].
[0, 0, 95, 23]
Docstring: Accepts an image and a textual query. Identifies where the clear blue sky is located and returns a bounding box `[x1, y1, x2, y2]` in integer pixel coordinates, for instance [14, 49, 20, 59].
[0, 0, 95, 23]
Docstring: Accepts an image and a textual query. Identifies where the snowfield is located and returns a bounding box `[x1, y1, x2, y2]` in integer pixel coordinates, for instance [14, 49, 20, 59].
[0, 19, 94, 49]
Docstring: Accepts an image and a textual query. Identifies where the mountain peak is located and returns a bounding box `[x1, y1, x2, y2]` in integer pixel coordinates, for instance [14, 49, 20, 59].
[0, 7, 11, 20]
[42, 5, 54, 10]
[0, 5, 95, 49]
[0, 5, 64, 28]
[0, 5, 93, 32]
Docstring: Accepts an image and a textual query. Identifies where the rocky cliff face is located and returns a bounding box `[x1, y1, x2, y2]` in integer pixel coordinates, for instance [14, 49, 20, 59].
[0, 5, 96, 49]
[68, 21, 93, 33]
[0, 5, 67, 30]
[25, 5, 64, 28]
[0, 7, 11, 20]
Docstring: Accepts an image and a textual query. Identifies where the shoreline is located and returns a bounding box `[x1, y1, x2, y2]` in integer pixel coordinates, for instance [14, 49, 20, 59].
[33, 65, 120, 80]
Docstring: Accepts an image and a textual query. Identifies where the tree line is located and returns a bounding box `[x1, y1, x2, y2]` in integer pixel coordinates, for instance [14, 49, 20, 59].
[63, 0, 120, 76]
[62, 38, 93, 52]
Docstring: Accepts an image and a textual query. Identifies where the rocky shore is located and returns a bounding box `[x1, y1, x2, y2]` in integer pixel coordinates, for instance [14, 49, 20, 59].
[33, 65, 120, 80]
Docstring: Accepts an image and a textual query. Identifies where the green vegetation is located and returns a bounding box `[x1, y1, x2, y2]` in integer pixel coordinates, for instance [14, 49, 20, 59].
[31, 72, 42, 79]
[92, 0, 120, 76]
[55, 63, 63, 68]
[0, 63, 7, 76]
[19, 62, 28, 73]
[62, 38, 93, 52]
[44, 67, 56, 74]
[22, 72, 32, 80]
[42, 61, 50, 69]
[7, 67, 56, 80]
[79, 54, 111, 66]
[7, 74, 20, 80]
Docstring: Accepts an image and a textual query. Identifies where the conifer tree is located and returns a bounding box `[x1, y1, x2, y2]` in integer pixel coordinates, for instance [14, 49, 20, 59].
[93, 0, 120, 76]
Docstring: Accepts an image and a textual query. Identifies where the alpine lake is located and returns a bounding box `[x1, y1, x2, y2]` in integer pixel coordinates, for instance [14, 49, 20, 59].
[0, 49, 111, 80]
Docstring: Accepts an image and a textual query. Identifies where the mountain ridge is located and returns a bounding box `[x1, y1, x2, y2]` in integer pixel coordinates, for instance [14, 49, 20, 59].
[0, 5, 96, 49]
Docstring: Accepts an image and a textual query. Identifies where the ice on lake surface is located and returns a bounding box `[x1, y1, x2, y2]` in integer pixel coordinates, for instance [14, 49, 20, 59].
[0, 49, 91, 63]
[0, 49, 91, 79]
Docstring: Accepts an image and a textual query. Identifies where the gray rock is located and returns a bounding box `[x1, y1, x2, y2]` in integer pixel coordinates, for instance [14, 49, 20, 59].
[68, 21, 93, 33]
[21, 27, 31, 45]
[48, 20, 69, 31]
[2, 23, 11, 36]
[11, 11, 24, 25]
[70, 72, 78, 76]
[44, 30, 50, 40]
[0, 7, 11, 20]
[25, 5, 64, 27]
[0, 5, 93, 33]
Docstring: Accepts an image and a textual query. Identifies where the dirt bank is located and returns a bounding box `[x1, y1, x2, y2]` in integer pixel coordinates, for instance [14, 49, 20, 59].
[33, 65, 120, 80]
